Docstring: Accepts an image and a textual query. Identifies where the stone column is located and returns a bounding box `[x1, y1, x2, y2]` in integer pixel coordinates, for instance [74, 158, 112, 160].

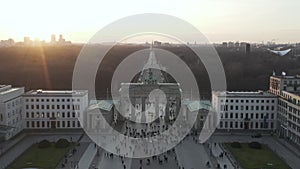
[141, 97, 146, 123]
[165, 98, 170, 122]
[131, 97, 136, 122]
[155, 96, 160, 122]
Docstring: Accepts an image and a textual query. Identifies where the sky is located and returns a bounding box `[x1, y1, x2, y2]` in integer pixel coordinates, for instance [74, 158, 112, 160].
[1, 0, 300, 43]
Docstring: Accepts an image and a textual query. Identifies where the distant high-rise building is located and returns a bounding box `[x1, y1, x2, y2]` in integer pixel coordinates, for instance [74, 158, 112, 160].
[235, 42, 240, 47]
[51, 34, 56, 43]
[24, 37, 30, 45]
[228, 41, 234, 47]
[245, 43, 251, 53]
[58, 34, 66, 44]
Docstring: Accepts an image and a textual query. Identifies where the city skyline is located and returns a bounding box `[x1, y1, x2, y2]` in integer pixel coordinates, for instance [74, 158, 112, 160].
[1, 0, 300, 43]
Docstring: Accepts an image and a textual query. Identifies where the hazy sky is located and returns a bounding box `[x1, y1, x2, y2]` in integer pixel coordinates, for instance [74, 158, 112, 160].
[1, 0, 300, 43]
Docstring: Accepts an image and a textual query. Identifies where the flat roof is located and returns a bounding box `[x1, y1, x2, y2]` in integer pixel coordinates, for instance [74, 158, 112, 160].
[0, 88, 20, 95]
[271, 75, 300, 79]
[282, 91, 300, 97]
[23, 89, 88, 97]
[214, 91, 277, 98]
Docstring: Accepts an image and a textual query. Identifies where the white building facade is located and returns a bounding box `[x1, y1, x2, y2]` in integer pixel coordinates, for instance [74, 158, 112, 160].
[212, 91, 278, 130]
[0, 85, 24, 140]
[22, 90, 88, 129]
[269, 75, 300, 145]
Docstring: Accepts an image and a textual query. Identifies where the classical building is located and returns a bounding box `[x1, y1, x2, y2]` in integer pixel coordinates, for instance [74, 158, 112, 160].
[0, 85, 24, 140]
[84, 100, 115, 132]
[212, 91, 278, 130]
[118, 46, 181, 124]
[22, 89, 88, 129]
[269, 75, 300, 96]
[270, 75, 300, 145]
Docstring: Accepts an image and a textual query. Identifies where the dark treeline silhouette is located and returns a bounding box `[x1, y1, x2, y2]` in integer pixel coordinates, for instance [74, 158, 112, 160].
[0, 45, 299, 99]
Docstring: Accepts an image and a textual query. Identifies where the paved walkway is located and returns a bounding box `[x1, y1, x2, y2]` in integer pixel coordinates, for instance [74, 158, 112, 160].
[56, 142, 89, 169]
[211, 143, 236, 169]
[96, 151, 132, 169]
[176, 136, 214, 169]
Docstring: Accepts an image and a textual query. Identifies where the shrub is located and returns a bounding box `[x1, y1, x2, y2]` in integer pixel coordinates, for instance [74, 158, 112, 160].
[38, 139, 51, 148]
[55, 138, 70, 148]
[248, 142, 262, 149]
[231, 142, 242, 148]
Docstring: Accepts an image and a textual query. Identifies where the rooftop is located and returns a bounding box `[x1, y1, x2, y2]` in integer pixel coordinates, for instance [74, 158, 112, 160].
[214, 91, 277, 97]
[23, 89, 88, 97]
[271, 75, 300, 79]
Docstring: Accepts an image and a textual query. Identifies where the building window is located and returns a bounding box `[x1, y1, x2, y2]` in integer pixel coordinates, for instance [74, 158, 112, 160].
[270, 122, 274, 128]
[271, 113, 274, 119]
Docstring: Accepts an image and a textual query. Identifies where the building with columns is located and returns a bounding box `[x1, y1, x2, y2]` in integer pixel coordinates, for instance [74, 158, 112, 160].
[118, 46, 182, 124]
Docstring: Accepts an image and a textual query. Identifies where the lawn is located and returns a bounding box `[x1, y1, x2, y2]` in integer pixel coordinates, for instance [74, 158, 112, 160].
[226, 143, 291, 169]
[7, 143, 71, 169]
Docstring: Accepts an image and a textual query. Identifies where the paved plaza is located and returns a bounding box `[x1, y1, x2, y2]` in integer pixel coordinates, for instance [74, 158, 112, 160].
[0, 130, 299, 169]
